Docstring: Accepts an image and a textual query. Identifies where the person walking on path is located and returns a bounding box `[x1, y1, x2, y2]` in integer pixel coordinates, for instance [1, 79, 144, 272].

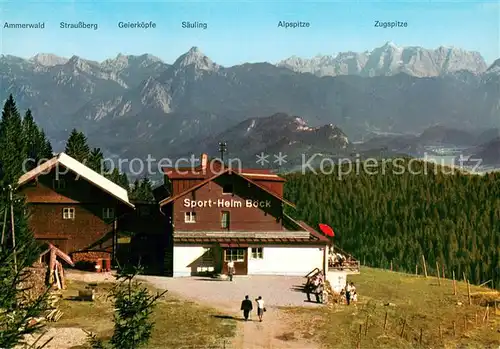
[227, 260, 235, 281]
[255, 296, 265, 322]
[240, 295, 253, 321]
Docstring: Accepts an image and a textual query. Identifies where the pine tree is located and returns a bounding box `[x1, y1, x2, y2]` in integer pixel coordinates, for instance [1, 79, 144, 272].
[0, 192, 50, 348]
[88, 148, 106, 173]
[22, 109, 53, 171]
[64, 129, 90, 163]
[130, 178, 154, 202]
[87, 266, 167, 349]
[119, 173, 130, 191]
[39, 130, 53, 159]
[106, 168, 130, 191]
[0, 95, 26, 184]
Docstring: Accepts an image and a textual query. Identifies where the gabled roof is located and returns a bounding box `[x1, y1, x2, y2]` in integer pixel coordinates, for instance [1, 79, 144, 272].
[17, 152, 134, 208]
[159, 168, 295, 208]
[163, 162, 285, 182]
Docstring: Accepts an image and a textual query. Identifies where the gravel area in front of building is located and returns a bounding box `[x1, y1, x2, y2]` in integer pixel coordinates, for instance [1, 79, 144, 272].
[137, 274, 323, 311]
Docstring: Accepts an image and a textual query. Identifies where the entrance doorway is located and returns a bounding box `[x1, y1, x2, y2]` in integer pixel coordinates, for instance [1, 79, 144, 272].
[222, 248, 248, 275]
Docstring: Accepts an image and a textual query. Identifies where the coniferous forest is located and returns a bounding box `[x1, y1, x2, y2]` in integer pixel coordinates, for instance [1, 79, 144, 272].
[284, 162, 500, 289]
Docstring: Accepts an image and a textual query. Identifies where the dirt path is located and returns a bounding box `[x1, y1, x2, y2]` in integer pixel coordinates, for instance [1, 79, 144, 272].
[229, 306, 319, 349]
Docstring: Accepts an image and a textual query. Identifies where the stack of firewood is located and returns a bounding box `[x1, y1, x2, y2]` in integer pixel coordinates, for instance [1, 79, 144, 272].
[27, 293, 63, 326]
[44, 293, 63, 322]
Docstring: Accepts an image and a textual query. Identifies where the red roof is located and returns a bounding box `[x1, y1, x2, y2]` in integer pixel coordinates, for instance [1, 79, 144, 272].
[159, 168, 294, 207]
[162, 156, 284, 181]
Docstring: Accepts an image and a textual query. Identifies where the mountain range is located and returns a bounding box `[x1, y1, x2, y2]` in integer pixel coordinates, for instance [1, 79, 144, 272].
[278, 42, 488, 77]
[1, 42, 499, 167]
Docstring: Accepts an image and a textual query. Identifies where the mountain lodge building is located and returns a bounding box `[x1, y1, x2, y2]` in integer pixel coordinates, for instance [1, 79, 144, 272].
[160, 154, 332, 277]
[16, 152, 359, 281]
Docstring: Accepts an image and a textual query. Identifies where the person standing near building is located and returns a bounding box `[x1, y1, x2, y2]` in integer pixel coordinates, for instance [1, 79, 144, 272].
[345, 282, 353, 305]
[255, 296, 265, 322]
[227, 260, 235, 281]
[240, 295, 253, 321]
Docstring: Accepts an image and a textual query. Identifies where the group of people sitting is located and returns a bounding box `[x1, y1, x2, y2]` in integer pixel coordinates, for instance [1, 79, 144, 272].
[305, 272, 326, 303]
[304, 273, 359, 306]
[328, 251, 358, 269]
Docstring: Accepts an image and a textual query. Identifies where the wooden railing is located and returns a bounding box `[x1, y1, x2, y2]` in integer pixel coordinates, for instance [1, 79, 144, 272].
[328, 260, 360, 272]
[304, 267, 321, 279]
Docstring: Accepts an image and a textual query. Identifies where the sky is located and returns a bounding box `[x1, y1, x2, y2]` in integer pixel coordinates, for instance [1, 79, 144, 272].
[0, 0, 499, 66]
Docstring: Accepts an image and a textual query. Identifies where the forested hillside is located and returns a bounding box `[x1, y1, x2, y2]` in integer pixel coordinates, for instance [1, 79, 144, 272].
[284, 161, 500, 289]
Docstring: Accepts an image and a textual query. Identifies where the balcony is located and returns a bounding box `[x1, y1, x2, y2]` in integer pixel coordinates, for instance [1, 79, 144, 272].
[328, 246, 360, 274]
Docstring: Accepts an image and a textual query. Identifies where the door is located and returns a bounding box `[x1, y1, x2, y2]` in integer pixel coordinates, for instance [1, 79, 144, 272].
[222, 248, 248, 275]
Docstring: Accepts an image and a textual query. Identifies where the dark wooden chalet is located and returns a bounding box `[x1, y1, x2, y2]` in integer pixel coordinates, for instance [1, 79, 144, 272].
[17, 153, 135, 265]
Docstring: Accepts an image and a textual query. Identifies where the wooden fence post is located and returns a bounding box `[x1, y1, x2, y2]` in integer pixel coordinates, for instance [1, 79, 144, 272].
[453, 321, 456, 337]
[390, 260, 393, 271]
[415, 264, 418, 276]
[442, 264, 445, 279]
[356, 324, 362, 349]
[452, 271, 457, 295]
[463, 272, 466, 283]
[419, 328, 423, 345]
[364, 315, 369, 336]
[383, 311, 388, 333]
[483, 305, 489, 323]
[467, 280, 472, 305]
[422, 255, 428, 278]
[436, 261, 441, 286]
[400, 317, 407, 337]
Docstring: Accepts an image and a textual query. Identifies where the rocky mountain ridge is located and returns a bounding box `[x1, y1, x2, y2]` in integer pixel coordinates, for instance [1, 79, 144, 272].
[277, 42, 489, 77]
[1, 44, 498, 161]
[174, 113, 349, 164]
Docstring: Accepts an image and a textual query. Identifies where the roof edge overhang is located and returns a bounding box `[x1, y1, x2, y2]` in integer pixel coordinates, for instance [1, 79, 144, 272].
[17, 153, 135, 209]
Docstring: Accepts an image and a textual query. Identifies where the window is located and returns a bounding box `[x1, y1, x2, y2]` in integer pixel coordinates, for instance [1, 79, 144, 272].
[251, 247, 264, 259]
[103, 208, 114, 219]
[184, 212, 196, 223]
[63, 207, 75, 220]
[221, 211, 230, 229]
[53, 179, 66, 190]
[222, 184, 233, 194]
[224, 248, 245, 262]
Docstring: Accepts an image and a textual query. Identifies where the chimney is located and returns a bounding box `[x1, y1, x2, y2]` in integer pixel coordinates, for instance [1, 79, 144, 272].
[201, 153, 208, 170]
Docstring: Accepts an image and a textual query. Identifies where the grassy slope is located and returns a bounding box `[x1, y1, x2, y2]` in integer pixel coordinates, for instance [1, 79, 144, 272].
[53, 280, 236, 349]
[284, 267, 500, 349]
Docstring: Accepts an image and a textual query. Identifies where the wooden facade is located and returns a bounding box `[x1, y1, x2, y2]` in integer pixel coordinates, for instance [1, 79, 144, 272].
[18, 155, 134, 265]
[160, 155, 330, 276]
